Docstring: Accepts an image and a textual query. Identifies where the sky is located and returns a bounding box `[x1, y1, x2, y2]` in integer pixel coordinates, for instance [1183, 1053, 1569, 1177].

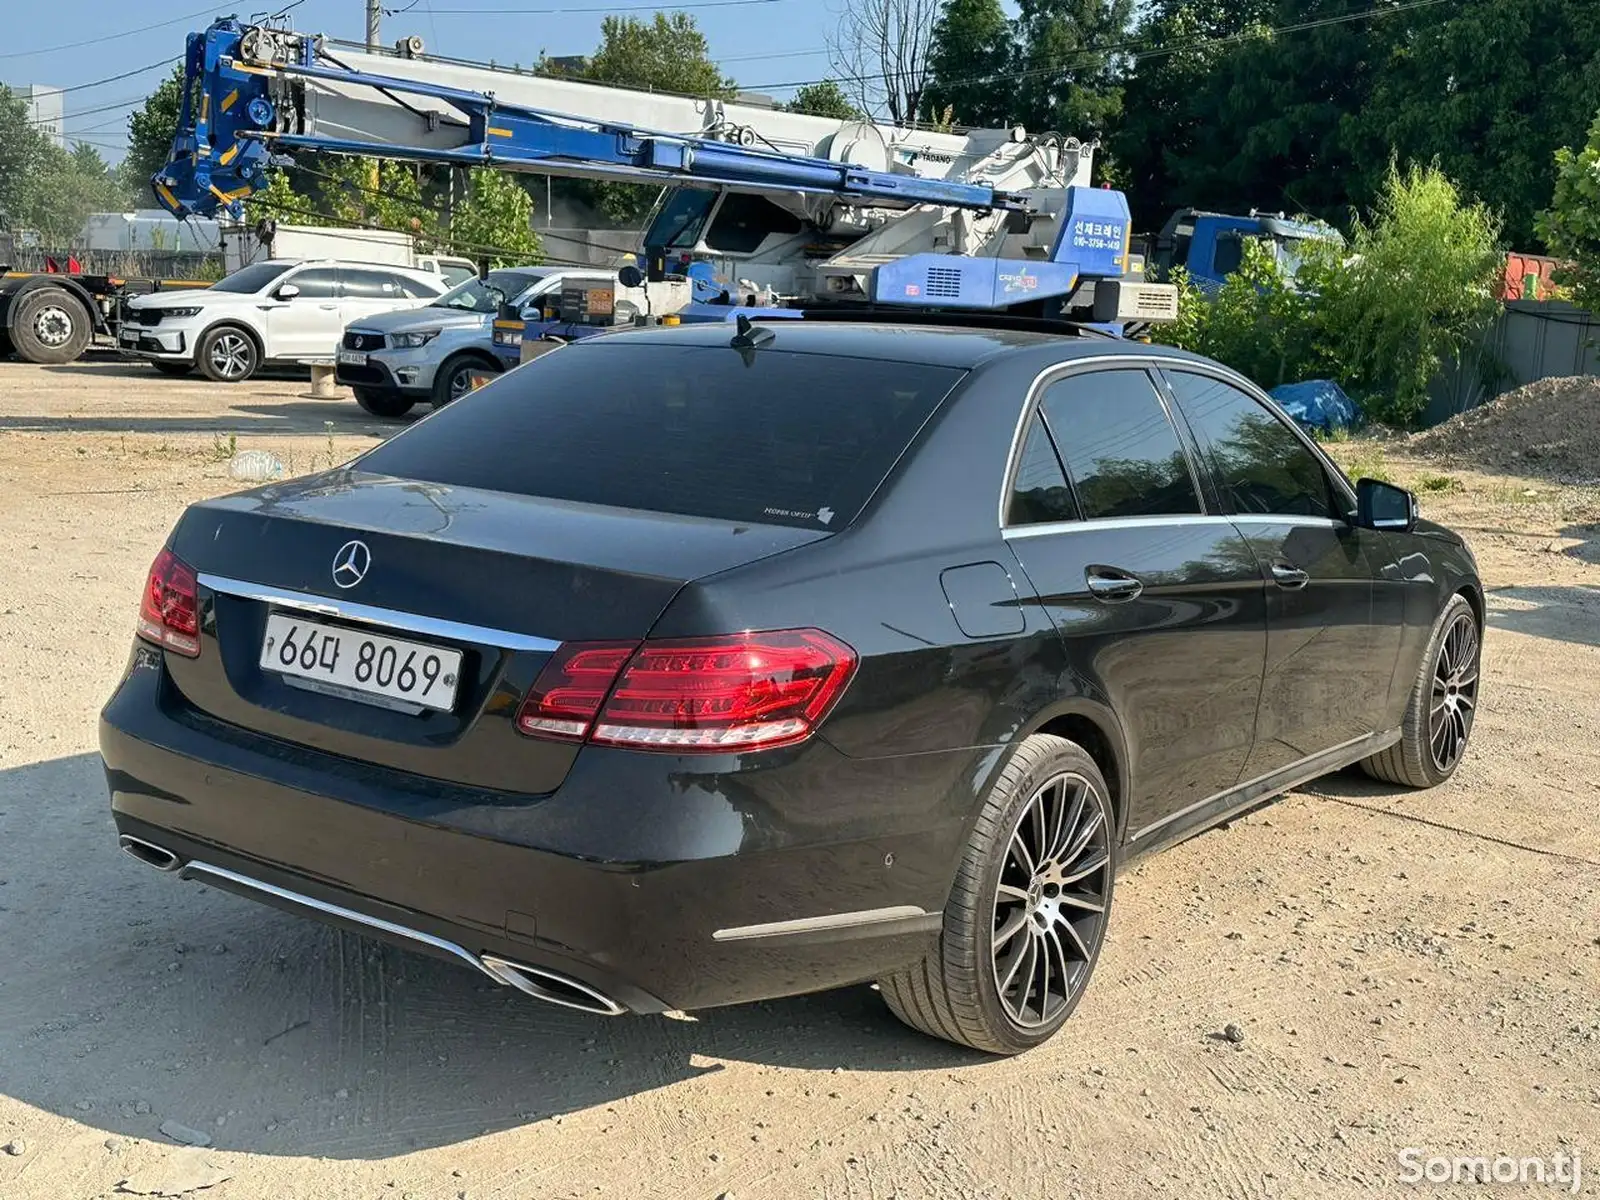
[0, 0, 841, 163]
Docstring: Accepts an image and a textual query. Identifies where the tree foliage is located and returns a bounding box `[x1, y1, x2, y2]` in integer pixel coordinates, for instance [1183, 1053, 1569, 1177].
[124, 66, 186, 202]
[1156, 163, 1503, 428]
[0, 85, 130, 246]
[784, 81, 864, 122]
[923, 0, 1013, 128]
[1538, 113, 1600, 313]
[1009, 0, 1133, 138]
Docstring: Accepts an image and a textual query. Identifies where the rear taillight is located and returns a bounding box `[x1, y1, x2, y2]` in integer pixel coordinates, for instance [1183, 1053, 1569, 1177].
[136, 548, 200, 657]
[516, 629, 857, 753]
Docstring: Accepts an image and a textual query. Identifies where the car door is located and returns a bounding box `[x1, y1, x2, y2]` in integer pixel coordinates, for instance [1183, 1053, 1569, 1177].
[1160, 367, 1406, 778]
[259, 266, 341, 360]
[1003, 365, 1269, 838]
[339, 268, 423, 329]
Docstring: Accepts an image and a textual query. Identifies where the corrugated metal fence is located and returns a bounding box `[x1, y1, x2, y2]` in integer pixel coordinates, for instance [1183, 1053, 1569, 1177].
[1426, 300, 1599, 425]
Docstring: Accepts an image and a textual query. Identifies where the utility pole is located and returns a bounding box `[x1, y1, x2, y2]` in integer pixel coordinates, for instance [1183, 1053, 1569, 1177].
[366, 0, 382, 192]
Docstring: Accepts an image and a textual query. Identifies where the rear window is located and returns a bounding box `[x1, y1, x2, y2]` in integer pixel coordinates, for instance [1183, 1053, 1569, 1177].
[359, 341, 965, 529]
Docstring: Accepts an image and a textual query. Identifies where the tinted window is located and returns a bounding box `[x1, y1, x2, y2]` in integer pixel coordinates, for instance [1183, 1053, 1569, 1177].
[437, 263, 478, 288]
[210, 262, 291, 294]
[285, 267, 338, 299]
[396, 272, 443, 299]
[341, 269, 406, 300]
[1008, 420, 1078, 525]
[1212, 232, 1244, 276]
[704, 194, 804, 254]
[360, 342, 964, 529]
[1039, 370, 1202, 520]
[1166, 371, 1335, 519]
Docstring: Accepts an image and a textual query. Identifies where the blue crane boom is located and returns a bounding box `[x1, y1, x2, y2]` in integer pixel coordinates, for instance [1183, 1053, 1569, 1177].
[154, 19, 1028, 224]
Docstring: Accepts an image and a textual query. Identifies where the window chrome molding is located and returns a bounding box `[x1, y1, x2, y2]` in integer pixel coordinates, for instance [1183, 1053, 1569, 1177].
[198, 572, 560, 652]
[1002, 513, 1237, 540]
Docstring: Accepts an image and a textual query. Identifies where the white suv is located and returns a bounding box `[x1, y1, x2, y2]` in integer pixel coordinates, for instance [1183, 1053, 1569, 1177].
[121, 260, 449, 382]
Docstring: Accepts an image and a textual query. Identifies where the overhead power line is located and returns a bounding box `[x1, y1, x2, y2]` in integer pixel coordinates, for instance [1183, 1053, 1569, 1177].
[0, 6, 216, 60]
[740, 0, 1453, 93]
[47, 57, 182, 97]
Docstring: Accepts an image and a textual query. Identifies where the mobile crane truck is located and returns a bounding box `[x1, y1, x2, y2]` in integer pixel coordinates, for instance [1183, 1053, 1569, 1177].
[151, 16, 1178, 386]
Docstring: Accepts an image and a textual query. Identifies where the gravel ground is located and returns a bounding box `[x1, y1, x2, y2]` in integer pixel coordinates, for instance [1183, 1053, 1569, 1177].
[1, 361, 1597, 1200]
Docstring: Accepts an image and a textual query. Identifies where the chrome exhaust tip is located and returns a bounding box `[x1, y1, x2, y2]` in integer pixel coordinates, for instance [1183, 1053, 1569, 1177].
[119, 834, 181, 873]
[479, 954, 626, 1016]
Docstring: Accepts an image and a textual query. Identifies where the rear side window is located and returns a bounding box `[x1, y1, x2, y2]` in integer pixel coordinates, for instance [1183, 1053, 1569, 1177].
[1165, 371, 1336, 519]
[286, 267, 338, 299]
[1007, 421, 1078, 525]
[359, 342, 965, 529]
[342, 269, 407, 300]
[1039, 370, 1202, 520]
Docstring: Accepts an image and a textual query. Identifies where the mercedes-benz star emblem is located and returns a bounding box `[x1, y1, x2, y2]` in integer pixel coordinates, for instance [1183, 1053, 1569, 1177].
[331, 539, 371, 589]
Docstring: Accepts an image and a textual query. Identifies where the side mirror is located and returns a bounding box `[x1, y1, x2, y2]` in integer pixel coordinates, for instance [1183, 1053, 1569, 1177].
[1355, 477, 1417, 533]
[274, 283, 300, 300]
[617, 264, 645, 289]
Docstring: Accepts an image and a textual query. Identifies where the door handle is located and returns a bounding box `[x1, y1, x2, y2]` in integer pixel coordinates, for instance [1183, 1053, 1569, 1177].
[1085, 567, 1143, 603]
[1270, 560, 1310, 590]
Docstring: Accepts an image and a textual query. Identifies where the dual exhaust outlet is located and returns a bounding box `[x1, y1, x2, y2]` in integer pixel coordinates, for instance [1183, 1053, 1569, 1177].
[118, 834, 626, 1017]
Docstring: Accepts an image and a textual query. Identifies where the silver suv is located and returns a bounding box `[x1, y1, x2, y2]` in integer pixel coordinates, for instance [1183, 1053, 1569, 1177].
[335, 266, 611, 417]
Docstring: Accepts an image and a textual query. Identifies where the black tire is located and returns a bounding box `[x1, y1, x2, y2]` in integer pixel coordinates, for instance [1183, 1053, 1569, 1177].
[1361, 593, 1480, 788]
[196, 325, 260, 382]
[879, 733, 1116, 1055]
[354, 388, 416, 419]
[10, 287, 91, 364]
[431, 355, 497, 410]
[152, 361, 193, 378]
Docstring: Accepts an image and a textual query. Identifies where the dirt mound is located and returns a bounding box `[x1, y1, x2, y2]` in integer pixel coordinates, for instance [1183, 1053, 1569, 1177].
[1410, 375, 1600, 483]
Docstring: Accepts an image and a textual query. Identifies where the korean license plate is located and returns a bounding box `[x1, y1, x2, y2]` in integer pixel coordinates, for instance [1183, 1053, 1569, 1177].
[259, 613, 461, 712]
[336, 349, 368, 366]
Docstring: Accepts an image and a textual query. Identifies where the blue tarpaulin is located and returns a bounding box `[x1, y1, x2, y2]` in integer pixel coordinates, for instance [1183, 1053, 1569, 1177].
[1269, 380, 1359, 433]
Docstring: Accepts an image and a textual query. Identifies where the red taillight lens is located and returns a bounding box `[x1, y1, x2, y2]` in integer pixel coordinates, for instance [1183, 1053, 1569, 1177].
[516, 641, 638, 741]
[136, 548, 201, 657]
[515, 629, 857, 753]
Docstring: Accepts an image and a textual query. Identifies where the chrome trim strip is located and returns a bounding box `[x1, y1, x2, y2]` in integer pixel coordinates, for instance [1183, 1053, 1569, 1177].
[1128, 731, 1387, 843]
[1003, 513, 1236, 540]
[178, 860, 500, 981]
[712, 905, 929, 942]
[480, 954, 626, 1016]
[198, 572, 560, 652]
[1227, 514, 1344, 529]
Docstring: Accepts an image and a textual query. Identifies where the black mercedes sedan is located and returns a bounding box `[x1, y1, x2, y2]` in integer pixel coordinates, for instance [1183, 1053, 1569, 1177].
[101, 318, 1483, 1055]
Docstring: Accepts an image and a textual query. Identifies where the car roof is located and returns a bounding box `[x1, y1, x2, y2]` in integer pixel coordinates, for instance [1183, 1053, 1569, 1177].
[599, 319, 1222, 373]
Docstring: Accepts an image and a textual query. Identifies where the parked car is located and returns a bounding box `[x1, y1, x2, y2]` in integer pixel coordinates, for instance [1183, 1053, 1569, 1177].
[335, 266, 614, 418]
[101, 318, 1482, 1055]
[120, 260, 449, 382]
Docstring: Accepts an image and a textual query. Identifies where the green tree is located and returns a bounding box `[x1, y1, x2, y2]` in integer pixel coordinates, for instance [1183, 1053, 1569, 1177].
[1348, 0, 1600, 250]
[124, 66, 186, 201]
[0, 84, 53, 231]
[783, 81, 864, 122]
[579, 12, 734, 96]
[1538, 112, 1600, 312]
[922, 0, 1014, 129]
[452, 167, 541, 264]
[1010, 0, 1134, 140]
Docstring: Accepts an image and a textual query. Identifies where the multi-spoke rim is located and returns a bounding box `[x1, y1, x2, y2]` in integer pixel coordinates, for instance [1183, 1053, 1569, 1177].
[1429, 611, 1480, 772]
[33, 304, 73, 348]
[209, 332, 253, 379]
[448, 363, 475, 401]
[990, 771, 1111, 1029]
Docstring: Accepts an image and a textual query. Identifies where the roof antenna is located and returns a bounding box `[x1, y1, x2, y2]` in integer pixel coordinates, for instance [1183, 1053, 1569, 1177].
[730, 312, 775, 354]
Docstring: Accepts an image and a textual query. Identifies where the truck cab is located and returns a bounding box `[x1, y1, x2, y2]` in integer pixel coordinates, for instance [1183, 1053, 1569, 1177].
[1149, 209, 1342, 292]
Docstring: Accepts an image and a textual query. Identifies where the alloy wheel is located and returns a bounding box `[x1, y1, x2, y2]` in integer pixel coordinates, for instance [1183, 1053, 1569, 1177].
[209, 333, 253, 379]
[33, 304, 73, 348]
[1429, 611, 1480, 773]
[990, 771, 1111, 1028]
[448, 363, 476, 401]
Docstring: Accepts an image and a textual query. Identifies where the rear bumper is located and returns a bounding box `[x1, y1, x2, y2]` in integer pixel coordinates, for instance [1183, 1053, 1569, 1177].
[100, 649, 961, 1014]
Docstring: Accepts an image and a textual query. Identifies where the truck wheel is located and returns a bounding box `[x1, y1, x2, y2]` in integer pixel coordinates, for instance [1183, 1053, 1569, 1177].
[354, 388, 415, 419]
[431, 355, 496, 410]
[197, 326, 259, 382]
[878, 733, 1115, 1055]
[153, 362, 194, 378]
[11, 287, 91, 364]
